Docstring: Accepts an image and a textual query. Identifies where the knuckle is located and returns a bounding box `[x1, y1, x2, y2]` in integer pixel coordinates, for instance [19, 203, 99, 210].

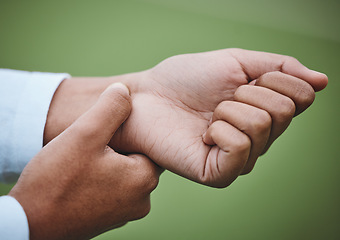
[228, 48, 242, 55]
[229, 133, 251, 154]
[281, 56, 300, 68]
[71, 121, 98, 142]
[143, 173, 159, 192]
[248, 110, 272, 135]
[134, 163, 159, 193]
[295, 84, 315, 108]
[274, 96, 295, 121]
[285, 55, 299, 64]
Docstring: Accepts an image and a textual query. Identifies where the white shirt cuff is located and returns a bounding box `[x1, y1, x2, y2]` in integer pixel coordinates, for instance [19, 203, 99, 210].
[0, 195, 29, 240]
[0, 69, 70, 183]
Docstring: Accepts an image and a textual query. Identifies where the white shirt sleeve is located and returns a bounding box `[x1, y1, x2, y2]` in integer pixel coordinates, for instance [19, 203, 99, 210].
[0, 69, 70, 183]
[0, 195, 29, 240]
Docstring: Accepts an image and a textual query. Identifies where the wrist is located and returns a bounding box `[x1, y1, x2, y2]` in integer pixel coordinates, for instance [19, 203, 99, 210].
[43, 71, 146, 146]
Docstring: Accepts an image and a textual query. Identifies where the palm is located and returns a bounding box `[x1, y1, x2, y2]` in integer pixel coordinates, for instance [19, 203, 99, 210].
[119, 50, 249, 185]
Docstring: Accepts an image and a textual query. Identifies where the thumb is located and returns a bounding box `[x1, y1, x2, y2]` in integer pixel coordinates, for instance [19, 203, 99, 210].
[229, 49, 328, 91]
[69, 82, 131, 146]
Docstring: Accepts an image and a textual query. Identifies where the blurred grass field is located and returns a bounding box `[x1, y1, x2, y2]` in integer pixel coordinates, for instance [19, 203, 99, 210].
[0, 0, 339, 239]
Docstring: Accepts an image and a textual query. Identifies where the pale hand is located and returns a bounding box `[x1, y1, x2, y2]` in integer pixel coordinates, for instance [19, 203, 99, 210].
[110, 48, 328, 187]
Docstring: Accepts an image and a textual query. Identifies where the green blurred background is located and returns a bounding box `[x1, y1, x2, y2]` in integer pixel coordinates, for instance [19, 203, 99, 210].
[1, 0, 339, 239]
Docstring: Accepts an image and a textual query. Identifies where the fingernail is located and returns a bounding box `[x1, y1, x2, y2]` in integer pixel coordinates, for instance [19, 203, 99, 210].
[311, 70, 328, 78]
[310, 69, 323, 74]
[249, 80, 257, 86]
[208, 118, 212, 127]
[108, 82, 130, 95]
[202, 132, 207, 141]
